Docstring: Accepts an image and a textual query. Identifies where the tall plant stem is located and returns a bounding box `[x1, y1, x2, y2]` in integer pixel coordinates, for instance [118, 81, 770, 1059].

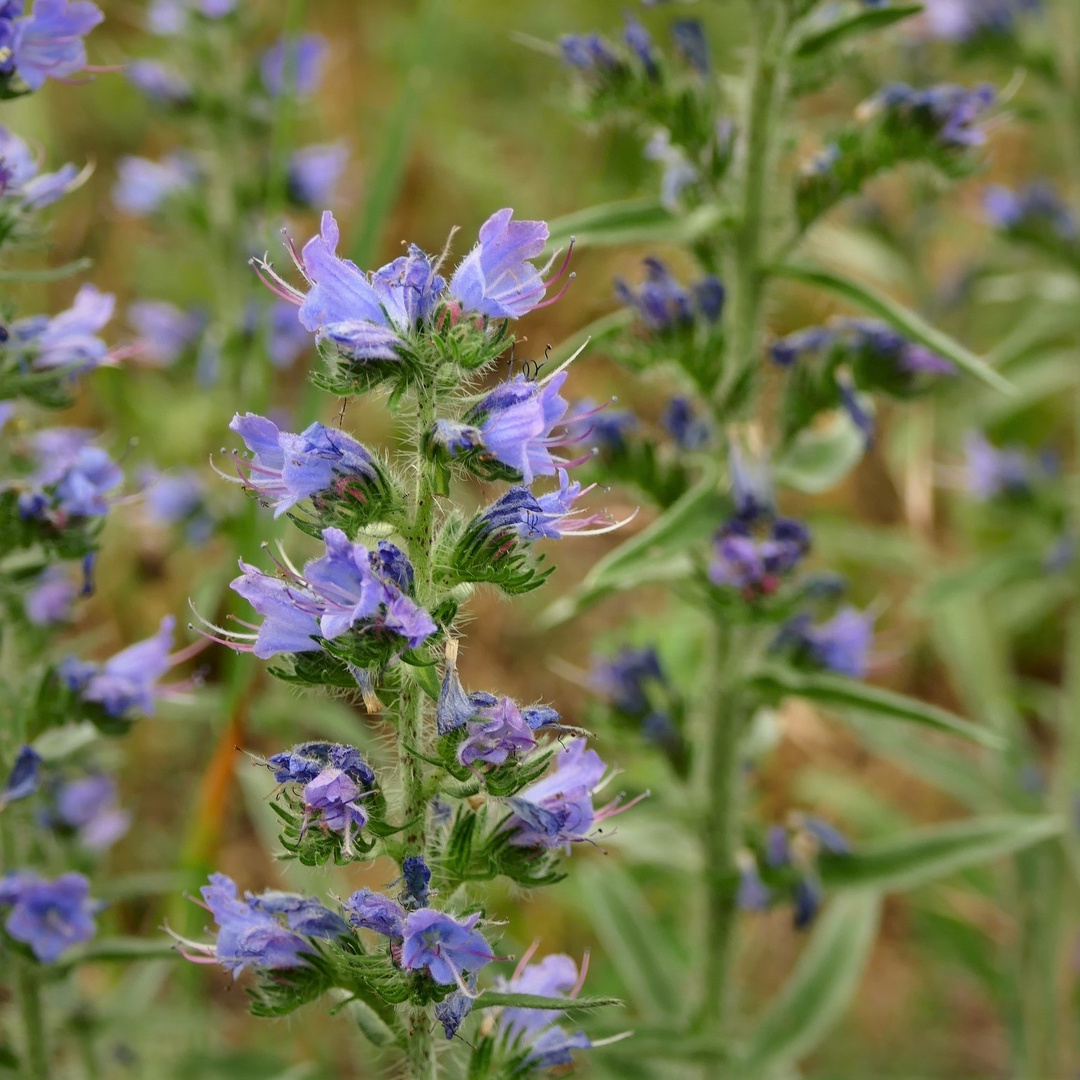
[400, 377, 439, 1080]
[696, 0, 789, 1053]
[17, 961, 49, 1080]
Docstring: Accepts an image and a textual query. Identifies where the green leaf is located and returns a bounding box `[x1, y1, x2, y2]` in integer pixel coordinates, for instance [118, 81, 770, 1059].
[59, 937, 182, 967]
[738, 891, 882, 1076]
[746, 666, 1003, 748]
[820, 815, 1064, 893]
[773, 263, 1013, 394]
[774, 413, 865, 494]
[475, 992, 621, 1012]
[545, 198, 723, 254]
[548, 308, 634, 366]
[793, 5, 924, 58]
[30, 722, 98, 762]
[538, 478, 727, 628]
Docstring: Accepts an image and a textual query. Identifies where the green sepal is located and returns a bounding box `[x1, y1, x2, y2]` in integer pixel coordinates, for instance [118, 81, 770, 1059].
[435, 512, 554, 596]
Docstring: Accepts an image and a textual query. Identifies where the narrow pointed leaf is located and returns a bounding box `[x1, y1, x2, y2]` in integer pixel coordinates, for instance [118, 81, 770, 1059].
[820, 815, 1064, 893]
[739, 891, 882, 1075]
[773, 264, 1013, 394]
[545, 198, 724, 254]
[475, 992, 621, 1012]
[747, 666, 1003, 748]
[793, 5, 924, 58]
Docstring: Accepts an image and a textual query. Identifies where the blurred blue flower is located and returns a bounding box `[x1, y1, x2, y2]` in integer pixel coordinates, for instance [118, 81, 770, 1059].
[778, 606, 875, 678]
[863, 82, 995, 148]
[623, 13, 659, 79]
[963, 431, 1039, 499]
[560, 32, 620, 72]
[288, 142, 348, 208]
[12, 284, 114, 373]
[112, 153, 195, 216]
[125, 59, 192, 104]
[147, 0, 234, 35]
[400, 855, 431, 908]
[615, 257, 724, 332]
[984, 182, 1078, 241]
[0, 125, 83, 208]
[1, 745, 42, 804]
[671, 18, 709, 74]
[52, 774, 130, 851]
[662, 396, 712, 450]
[25, 565, 76, 625]
[0, 871, 97, 962]
[401, 908, 497, 986]
[921, 0, 1040, 41]
[643, 131, 699, 209]
[260, 34, 327, 97]
[127, 300, 204, 367]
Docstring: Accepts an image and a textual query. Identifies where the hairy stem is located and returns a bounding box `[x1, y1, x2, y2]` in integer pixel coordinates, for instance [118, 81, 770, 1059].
[17, 962, 49, 1080]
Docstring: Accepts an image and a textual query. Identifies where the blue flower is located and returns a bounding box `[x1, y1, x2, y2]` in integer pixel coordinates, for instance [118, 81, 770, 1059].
[141, 469, 212, 542]
[4, 0, 103, 92]
[0, 871, 97, 962]
[863, 82, 995, 148]
[1, 745, 41, 804]
[623, 13, 658, 79]
[302, 767, 372, 852]
[736, 856, 772, 911]
[265, 301, 311, 369]
[671, 18, 709, 74]
[146, 0, 234, 34]
[60, 616, 177, 718]
[661, 396, 712, 451]
[527, 1027, 593, 1069]
[559, 33, 620, 72]
[769, 326, 834, 367]
[401, 908, 497, 986]
[615, 257, 724, 333]
[18, 430, 123, 521]
[52, 774, 130, 851]
[268, 741, 375, 787]
[400, 855, 431, 908]
[565, 398, 637, 454]
[449, 208, 571, 319]
[12, 284, 114, 373]
[478, 470, 615, 540]
[112, 153, 195, 216]
[507, 738, 644, 851]
[984, 182, 1077, 241]
[225, 412, 377, 518]
[458, 697, 539, 768]
[590, 646, 666, 717]
[260, 34, 327, 98]
[227, 562, 324, 659]
[456, 372, 575, 486]
[709, 517, 810, 594]
[643, 132, 699, 210]
[778, 607, 874, 678]
[187, 873, 345, 978]
[963, 431, 1038, 499]
[127, 300, 204, 367]
[343, 888, 406, 938]
[125, 59, 192, 104]
[434, 990, 473, 1039]
[24, 565, 76, 625]
[288, 142, 348, 207]
[0, 125, 83, 208]
[922, 0, 1040, 41]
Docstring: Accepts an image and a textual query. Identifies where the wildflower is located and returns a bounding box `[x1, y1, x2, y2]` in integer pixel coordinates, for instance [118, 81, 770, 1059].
[671, 18, 709, 74]
[449, 208, 573, 320]
[17, 430, 123, 521]
[146, 0, 234, 34]
[435, 990, 473, 1039]
[0, 871, 97, 962]
[565, 398, 637, 454]
[478, 470, 619, 541]
[708, 517, 811, 594]
[227, 562, 324, 659]
[435, 661, 498, 736]
[180, 873, 346, 978]
[559, 32, 620, 72]
[507, 738, 645, 851]
[288, 142, 348, 208]
[59, 615, 178, 718]
[0, 125, 83, 208]
[343, 888, 406, 938]
[777, 606, 875, 678]
[591, 646, 666, 717]
[401, 908, 498, 987]
[141, 468, 213, 543]
[799, 814, 851, 855]
[458, 697, 539, 768]
[643, 131, 698, 209]
[11, 284, 114, 373]
[260, 34, 327, 98]
[266, 301, 311, 369]
[862, 82, 995, 149]
[125, 59, 192, 104]
[25, 565, 76, 625]
[769, 326, 834, 368]
[793, 876, 822, 930]
[963, 431, 1038, 499]
[301, 767, 374, 852]
[2, 0, 104, 92]
[453, 372, 577, 485]
[400, 855, 431, 908]
[224, 412, 378, 518]
[920, 0, 1040, 41]
[623, 13, 658, 79]
[662, 396, 711, 450]
[736, 855, 771, 911]
[112, 153, 195, 216]
[615, 257, 724, 333]
[268, 741, 375, 787]
[51, 774, 130, 850]
[127, 300, 204, 367]
[984, 182, 1078, 242]
[729, 444, 774, 523]
[1, 745, 41, 804]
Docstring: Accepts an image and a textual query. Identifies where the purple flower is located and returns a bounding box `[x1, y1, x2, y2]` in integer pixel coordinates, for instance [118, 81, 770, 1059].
[141, 468, 211, 541]
[769, 326, 835, 367]
[266, 301, 311, 369]
[60, 616, 177, 718]
[793, 876, 822, 930]
[6, 0, 103, 92]
[661, 396, 711, 451]
[434, 990, 473, 1039]
[302, 767, 372, 852]
[478, 470, 615, 541]
[565, 398, 637, 453]
[507, 738, 643, 851]
[591, 646, 666, 717]
[921, 0, 1040, 41]
[800, 814, 851, 855]
[401, 908, 497, 986]
[984, 182, 1078, 241]
[779, 607, 874, 678]
[25, 565, 76, 625]
[863, 82, 995, 149]
[736, 858, 771, 911]
[268, 741, 375, 786]
[643, 131, 699, 210]
[112, 153, 195, 216]
[186, 873, 344, 978]
[12, 284, 114, 373]
[17, 432, 123, 521]
[53, 775, 130, 850]
[963, 431, 1035, 499]
[260, 34, 327, 98]
[125, 58, 191, 103]
[146, 0, 234, 34]
[448, 208, 571, 320]
[498, 952, 583, 1042]
[224, 412, 377, 518]
[527, 1028, 593, 1069]
[623, 13, 658, 79]
[709, 518, 811, 594]
[559, 32, 620, 72]
[615, 257, 724, 333]
[228, 562, 324, 659]
[1, 746, 41, 804]
[0, 125, 83, 208]
[127, 300, 204, 367]
[458, 372, 575, 485]
[671, 18, 709, 74]
[400, 855, 431, 907]
[288, 142, 348, 207]
[0, 871, 96, 962]
[343, 888, 406, 938]
[458, 697, 539, 767]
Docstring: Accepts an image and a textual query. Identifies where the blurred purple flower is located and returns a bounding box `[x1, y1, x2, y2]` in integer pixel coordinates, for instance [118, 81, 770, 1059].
[778, 606, 875, 678]
[1, 745, 42, 805]
[0, 125, 83, 208]
[288, 142, 348, 207]
[127, 300, 204, 367]
[25, 565, 76, 625]
[125, 58, 191, 104]
[671, 18, 709, 74]
[644, 131, 699, 209]
[964, 431, 1036, 499]
[53, 774, 130, 850]
[615, 257, 724, 332]
[112, 153, 195, 216]
[147, 0, 234, 34]
[4, 0, 103, 92]
[260, 34, 327, 97]
[12, 283, 114, 373]
[662, 396, 712, 450]
[0, 871, 97, 961]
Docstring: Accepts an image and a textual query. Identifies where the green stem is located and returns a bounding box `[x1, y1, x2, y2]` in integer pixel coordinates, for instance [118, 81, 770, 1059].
[17, 962, 48, 1080]
[399, 378, 440, 1080]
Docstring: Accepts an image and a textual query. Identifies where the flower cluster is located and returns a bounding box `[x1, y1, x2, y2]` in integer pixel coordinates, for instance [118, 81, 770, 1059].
[0, 0, 104, 96]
